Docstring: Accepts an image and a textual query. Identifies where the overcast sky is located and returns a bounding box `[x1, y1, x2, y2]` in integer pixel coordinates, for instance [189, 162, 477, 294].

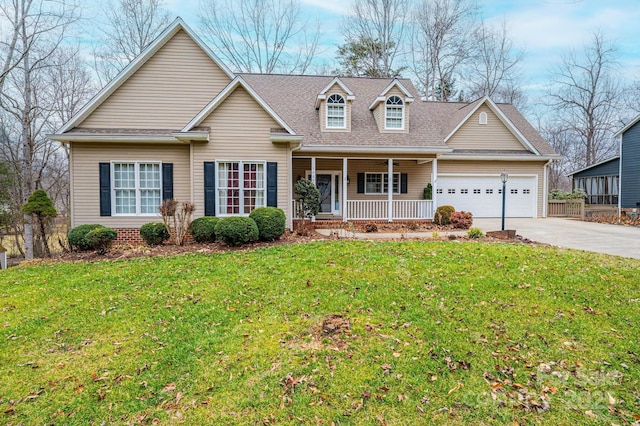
[161, 0, 639, 109]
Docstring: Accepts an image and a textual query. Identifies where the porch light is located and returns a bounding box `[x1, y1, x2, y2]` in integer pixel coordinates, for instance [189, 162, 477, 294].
[500, 171, 508, 230]
[346, 175, 350, 185]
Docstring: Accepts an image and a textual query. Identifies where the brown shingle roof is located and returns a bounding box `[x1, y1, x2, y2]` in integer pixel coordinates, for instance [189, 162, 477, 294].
[240, 73, 557, 156]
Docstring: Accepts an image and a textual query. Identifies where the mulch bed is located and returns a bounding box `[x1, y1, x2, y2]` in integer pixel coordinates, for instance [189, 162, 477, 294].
[6, 227, 543, 268]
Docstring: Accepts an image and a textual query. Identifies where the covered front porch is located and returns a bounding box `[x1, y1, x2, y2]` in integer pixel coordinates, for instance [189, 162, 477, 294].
[291, 155, 439, 222]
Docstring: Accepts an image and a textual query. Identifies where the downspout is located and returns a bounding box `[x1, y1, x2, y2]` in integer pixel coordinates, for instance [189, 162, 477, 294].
[289, 142, 302, 231]
[618, 134, 623, 224]
[543, 159, 553, 218]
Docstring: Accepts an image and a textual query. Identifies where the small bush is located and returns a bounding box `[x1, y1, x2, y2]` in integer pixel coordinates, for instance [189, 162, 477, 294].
[86, 226, 117, 254]
[467, 227, 483, 239]
[434, 205, 455, 225]
[450, 211, 473, 229]
[190, 217, 220, 243]
[215, 216, 259, 247]
[249, 207, 286, 241]
[140, 222, 170, 246]
[68, 224, 103, 251]
[363, 222, 378, 233]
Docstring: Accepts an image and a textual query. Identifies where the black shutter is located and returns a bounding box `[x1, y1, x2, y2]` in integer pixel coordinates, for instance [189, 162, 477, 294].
[99, 163, 111, 216]
[267, 162, 277, 207]
[204, 162, 216, 216]
[400, 173, 408, 194]
[162, 163, 173, 201]
[357, 173, 365, 194]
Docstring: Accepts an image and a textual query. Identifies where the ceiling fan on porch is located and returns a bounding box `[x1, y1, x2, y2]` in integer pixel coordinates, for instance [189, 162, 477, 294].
[379, 160, 400, 167]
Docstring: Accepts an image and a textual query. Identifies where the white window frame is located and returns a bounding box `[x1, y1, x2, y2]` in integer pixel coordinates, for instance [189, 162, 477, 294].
[326, 94, 346, 129]
[479, 111, 488, 125]
[364, 172, 401, 195]
[216, 160, 267, 217]
[385, 95, 404, 130]
[111, 161, 163, 217]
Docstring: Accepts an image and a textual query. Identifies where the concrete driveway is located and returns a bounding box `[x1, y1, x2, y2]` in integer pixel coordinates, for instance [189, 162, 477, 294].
[473, 218, 640, 260]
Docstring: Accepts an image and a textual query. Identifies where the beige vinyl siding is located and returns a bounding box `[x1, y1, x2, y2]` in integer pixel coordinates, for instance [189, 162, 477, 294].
[320, 84, 352, 132]
[447, 105, 528, 151]
[437, 160, 546, 217]
[193, 86, 290, 219]
[292, 158, 432, 202]
[70, 143, 190, 228]
[80, 30, 231, 129]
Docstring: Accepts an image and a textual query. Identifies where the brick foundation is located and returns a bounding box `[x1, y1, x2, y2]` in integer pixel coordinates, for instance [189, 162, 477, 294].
[114, 228, 144, 244]
[113, 228, 195, 245]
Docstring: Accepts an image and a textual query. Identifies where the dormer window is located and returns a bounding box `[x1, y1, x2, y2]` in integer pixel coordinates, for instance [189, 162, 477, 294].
[385, 96, 404, 129]
[326, 94, 346, 128]
[479, 111, 488, 125]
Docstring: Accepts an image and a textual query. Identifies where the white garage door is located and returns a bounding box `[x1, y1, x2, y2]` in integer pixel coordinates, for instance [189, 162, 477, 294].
[437, 175, 537, 218]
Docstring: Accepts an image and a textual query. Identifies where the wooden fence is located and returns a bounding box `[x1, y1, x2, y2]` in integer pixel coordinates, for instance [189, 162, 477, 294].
[547, 199, 585, 219]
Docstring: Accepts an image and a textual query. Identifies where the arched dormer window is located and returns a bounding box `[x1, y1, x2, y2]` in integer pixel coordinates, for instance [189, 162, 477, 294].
[479, 111, 488, 125]
[326, 94, 346, 128]
[385, 95, 404, 129]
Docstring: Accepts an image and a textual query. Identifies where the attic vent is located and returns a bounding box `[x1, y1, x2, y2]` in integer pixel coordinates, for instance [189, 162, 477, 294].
[479, 112, 488, 125]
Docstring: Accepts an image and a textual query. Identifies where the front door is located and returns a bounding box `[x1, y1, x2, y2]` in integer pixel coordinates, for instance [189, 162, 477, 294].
[307, 171, 341, 216]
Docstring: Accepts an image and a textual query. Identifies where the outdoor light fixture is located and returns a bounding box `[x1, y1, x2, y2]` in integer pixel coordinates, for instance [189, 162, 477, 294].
[346, 175, 351, 185]
[500, 171, 508, 231]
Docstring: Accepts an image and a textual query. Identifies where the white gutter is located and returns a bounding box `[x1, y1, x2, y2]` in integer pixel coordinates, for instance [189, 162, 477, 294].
[270, 134, 304, 143]
[439, 154, 562, 161]
[297, 145, 453, 154]
[48, 134, 186, 143]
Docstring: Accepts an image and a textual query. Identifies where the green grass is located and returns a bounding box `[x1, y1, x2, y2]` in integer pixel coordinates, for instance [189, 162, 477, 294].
[0, 240, 639, 425]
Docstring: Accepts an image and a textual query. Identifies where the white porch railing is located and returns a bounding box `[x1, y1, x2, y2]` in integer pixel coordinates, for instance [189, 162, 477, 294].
[293, 199, 434, 220]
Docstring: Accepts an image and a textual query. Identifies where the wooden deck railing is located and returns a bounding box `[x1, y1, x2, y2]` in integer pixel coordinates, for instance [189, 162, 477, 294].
[547, 199, 585, 219]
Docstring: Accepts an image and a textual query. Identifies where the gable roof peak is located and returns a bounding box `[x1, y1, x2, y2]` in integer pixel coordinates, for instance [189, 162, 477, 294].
[368, 78, 415, 111]
[315, 77, 355, 109]
[56, 16, 234, 134]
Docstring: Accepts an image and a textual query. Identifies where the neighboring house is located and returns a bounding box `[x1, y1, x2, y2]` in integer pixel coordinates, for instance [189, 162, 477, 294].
[568, 157, 620, 206]
[568, 113, 640, 211]
[49, 19, 560, 240]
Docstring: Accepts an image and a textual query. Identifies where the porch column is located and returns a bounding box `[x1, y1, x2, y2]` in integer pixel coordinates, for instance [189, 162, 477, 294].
[342, 157, 348, 222]
[432, 157, 438, 216]
[311, 157, 316, 222]
[388, 158, 393, 222]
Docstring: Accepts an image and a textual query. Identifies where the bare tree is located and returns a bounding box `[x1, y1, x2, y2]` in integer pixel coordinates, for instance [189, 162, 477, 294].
[92, 0, 171, 86]
[467, 19, 524, 106]
[410, 0, 478, 101]
[199, 0, 319, 74]
[341, 0, 409, 78]
[0, 0, 80, 259]
[546, 32, 622, 170]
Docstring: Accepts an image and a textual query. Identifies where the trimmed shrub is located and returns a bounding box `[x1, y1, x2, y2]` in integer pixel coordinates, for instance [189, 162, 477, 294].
[140, 222, 170, 246]
[86, 227, 117, 254]
[249, 207, 286, 241]
[434, 205, 455, 225]
[450, 211, 473, 229]
[467, 227, 483, 239]
[215, 216, 259, 247]
[68, 224, 103, 251]
[190, 217, 220, 243]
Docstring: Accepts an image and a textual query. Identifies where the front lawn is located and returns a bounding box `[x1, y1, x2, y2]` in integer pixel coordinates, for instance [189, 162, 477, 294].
[1, 241, 639, 425]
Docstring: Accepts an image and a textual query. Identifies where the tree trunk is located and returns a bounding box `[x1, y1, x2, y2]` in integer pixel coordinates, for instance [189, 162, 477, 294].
[21, 12, 34, 260]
